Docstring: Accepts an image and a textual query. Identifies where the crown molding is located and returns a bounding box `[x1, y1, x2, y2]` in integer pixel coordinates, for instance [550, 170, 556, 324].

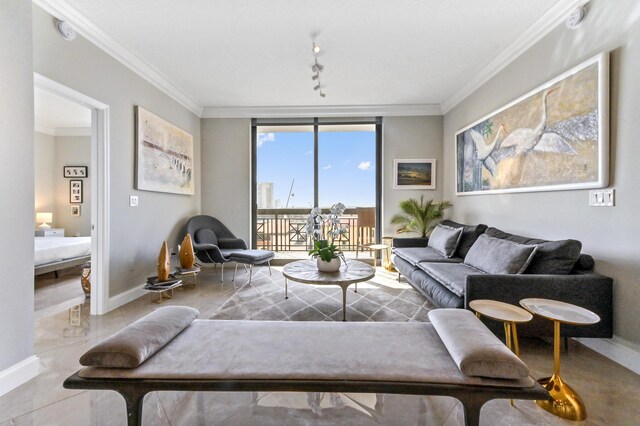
[440, 0, 591, 114]
[33, 0, 204, 117]
[202, 104, 442, 118]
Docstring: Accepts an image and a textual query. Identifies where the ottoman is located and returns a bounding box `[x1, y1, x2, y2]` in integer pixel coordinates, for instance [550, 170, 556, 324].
[228, 250, 275, 283]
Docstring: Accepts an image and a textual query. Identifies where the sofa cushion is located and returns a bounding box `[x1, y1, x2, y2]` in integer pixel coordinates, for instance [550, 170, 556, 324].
[194, 228, 218, 246]
[417, 262, 486, 297]
[485, 227, 581, 275]
[394, 247, 462, 266]
[464, 235, 537, 275]
[429, 309, 529, 379]
[428, 224, 464, 258]
[80, 306, 199, 368]
[441, 220, 488, 259]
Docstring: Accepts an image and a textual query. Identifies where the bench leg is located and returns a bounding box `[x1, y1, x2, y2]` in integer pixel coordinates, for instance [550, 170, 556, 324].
[459, 397, 484, 426]
[118, 389, 147, 426]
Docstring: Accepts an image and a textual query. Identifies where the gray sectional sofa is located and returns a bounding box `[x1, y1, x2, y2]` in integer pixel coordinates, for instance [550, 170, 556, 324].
[392, 220, 613, 338]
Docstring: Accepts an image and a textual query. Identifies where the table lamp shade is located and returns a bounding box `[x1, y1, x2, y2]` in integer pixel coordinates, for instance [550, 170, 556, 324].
[36, 212, 53, 229]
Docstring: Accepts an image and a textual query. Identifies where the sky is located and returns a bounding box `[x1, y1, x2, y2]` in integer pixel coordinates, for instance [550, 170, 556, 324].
[257, 130, 376, 208]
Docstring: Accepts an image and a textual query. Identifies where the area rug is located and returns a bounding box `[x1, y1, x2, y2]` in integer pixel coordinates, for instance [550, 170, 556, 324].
[210, 267, 435, 322]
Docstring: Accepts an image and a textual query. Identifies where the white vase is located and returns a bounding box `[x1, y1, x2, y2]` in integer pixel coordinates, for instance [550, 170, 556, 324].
[317, 257, 341, 272]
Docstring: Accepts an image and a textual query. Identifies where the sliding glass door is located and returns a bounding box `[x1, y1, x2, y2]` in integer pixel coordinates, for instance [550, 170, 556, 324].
[251, 118, 381, 256]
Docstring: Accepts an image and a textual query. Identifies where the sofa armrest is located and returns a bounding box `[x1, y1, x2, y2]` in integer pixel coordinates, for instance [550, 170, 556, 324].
[218, 238, 248, 250]
[464, 273, 613, 338]
[392, 237, 429, 249]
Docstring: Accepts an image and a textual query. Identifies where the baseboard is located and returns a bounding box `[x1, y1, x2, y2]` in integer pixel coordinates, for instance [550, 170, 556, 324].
[576, 336, 640, 375]
[0, 356, 40, 398]
[107, 286, 147, 312]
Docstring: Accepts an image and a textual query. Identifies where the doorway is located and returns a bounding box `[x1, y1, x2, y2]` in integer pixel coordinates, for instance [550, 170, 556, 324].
[34, 74, 110, 316]
[251, 117, 382, 258]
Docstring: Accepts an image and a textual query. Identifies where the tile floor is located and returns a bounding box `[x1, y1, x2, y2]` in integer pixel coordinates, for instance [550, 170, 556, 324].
[3, 265, 639, 425]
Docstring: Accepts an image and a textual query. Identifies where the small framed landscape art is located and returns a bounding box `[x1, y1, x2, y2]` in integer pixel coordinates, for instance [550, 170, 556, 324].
[393, 159, 436, 189]
[71, 205, 81, 216]
[70, 180, 83, 203]
[135, 106, 194, 195]
[455, 52, 609, 195]
[63, 166, 88, 178]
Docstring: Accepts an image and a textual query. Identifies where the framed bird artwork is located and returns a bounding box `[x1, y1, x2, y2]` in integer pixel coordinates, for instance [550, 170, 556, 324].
[455, 52, 609, 195]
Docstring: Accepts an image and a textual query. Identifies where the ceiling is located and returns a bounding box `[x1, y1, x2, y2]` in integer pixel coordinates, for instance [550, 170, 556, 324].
[34, 88, 92, 135]
[36, 0, 588, 116]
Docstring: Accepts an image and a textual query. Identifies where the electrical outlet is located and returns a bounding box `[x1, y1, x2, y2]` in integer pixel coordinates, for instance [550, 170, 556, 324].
[589, 189, 614, 207]
[130, 195, 139, 207]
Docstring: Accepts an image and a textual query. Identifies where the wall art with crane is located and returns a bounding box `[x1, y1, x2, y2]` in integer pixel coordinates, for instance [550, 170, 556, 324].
[455, 52, 609, 195]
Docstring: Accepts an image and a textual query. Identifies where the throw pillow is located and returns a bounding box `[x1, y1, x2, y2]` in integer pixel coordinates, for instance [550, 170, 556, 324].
[428, 224, 464, 258]
[441, 220, 488, 259]
[464, 234, 537, 274]
[194, 228, 218, 246]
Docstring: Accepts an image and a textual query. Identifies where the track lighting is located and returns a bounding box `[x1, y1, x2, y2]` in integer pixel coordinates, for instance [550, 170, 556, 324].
[310, 42, 327, 98]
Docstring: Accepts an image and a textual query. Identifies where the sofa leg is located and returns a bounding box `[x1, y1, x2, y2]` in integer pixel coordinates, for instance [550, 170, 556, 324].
[398, 272, 401, 282]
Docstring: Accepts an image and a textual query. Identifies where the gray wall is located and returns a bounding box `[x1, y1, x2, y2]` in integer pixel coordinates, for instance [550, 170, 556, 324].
[34, 131, 55, 216]
[33, 5, 201, 296]
[200, 117, 443, 244]
[0, 0, 35, 371]
[54, 136, 91, 237]
[201, 118, 251, 242]
[443, 0, 640, 346]
[382, 116, 444, 237]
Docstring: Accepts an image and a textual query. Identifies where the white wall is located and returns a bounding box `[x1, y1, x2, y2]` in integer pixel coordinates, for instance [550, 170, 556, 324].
[54, 136, 91, 236]
[382, 116, 444, 237]
[0, 0, 36, 378]
[201, 118, 251, 242]
[443, 0, 640, 346]
[33, 5, 201, 297]
[34, 131, 55, 216]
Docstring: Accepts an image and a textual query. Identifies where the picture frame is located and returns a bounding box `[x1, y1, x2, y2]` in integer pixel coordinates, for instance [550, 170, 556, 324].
[63, 166, 88, 178]
[70, 180, 83, 203]
[393, 159, 436, 189]
[71, 205, 81, 216]
[455, 52, 609, 195]
[135, 106, 194, 195]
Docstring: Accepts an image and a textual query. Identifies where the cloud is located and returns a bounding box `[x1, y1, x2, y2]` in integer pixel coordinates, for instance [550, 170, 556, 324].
[257, 133, 275, 147]
[323, 164, 332, 170]
[358, 161, 371, 170]
[305, 150, 313, 155]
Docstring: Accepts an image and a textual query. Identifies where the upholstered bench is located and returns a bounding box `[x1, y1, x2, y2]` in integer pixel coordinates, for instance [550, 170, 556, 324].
[228, 249, 275, 283]
[64, 307, 547, 426]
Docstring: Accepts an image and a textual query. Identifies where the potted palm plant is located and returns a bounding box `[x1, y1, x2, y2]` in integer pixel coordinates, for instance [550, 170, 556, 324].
[390, 196, 452, 244]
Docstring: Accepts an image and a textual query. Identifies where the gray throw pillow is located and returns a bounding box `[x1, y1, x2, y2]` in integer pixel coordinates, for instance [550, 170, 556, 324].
[428, 224, 464, 258]
[464, 234, 537, 274]
[80, 306, 199, 368]
[195, 228, 218, 246]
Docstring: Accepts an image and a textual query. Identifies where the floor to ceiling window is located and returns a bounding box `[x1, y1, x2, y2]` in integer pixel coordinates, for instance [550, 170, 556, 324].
[251, 117, 382, 257]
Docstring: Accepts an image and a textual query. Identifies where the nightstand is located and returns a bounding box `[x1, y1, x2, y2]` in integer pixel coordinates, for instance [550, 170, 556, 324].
[35, 228, 65, 237]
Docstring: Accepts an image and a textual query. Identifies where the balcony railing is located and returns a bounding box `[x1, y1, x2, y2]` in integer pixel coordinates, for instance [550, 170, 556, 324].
[256, 208, 375, 252]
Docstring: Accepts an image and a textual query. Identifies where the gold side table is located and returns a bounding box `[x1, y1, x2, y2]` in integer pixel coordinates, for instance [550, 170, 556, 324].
[368, 244, 389, 269]
[520, 298, 600, 421]
[470, 299, 533, 406]
[381, 236, 396, 272]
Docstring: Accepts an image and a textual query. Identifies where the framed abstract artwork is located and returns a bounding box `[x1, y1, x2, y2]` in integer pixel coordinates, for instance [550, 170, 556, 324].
[70, 180, 83, 203]
[63, 166, 88, 178]
[455, 52, 609, 195]
[134, 106, 194, 195]
[393, 159, 436, 189]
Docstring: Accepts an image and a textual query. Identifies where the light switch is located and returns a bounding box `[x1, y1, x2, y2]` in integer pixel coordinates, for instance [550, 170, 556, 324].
[130, 195, 139, 207]
[589, 189, 614, 207]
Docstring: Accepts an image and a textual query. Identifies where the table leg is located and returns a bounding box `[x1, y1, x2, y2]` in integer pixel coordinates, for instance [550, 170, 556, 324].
[536, 320, 587, 421]
[285, 278, 288, 299]
[511, 322, 520, 357]
[341, 285, 348, 321]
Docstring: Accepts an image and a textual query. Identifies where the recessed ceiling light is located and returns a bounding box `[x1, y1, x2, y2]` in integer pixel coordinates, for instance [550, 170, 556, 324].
[313, 44, 321, 54]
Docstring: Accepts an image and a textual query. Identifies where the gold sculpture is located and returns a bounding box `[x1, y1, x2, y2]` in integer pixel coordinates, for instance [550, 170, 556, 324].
[157, 241, 170, 282]
[179, 234, 195, 269]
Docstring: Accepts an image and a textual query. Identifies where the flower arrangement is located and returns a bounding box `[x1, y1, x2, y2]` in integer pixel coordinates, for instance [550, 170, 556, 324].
[305, 203, 348, 262]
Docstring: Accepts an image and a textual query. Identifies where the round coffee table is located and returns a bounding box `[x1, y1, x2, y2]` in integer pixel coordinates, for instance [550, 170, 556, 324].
[520, 298, 600, 421]
[469, 300, 532, 357]
[282, 259, 375, 321]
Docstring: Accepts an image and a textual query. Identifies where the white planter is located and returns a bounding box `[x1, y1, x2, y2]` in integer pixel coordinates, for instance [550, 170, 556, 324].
[317, 257, 341, 272]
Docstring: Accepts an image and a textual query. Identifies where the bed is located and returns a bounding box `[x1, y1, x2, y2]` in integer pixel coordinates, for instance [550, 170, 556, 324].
[34, 236, 91, 276]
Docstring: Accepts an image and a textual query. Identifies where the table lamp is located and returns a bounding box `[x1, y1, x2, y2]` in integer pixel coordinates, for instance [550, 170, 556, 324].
[36, 212, 53, 229]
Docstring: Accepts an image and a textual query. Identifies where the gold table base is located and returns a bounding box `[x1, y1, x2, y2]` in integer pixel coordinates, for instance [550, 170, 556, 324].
[537, 373, 586, 421]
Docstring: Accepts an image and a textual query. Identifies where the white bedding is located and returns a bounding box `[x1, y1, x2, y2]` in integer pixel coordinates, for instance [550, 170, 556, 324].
[34, 237, 91, 266]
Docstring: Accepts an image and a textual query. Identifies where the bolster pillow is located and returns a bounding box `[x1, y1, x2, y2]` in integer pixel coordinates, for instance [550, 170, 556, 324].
[80, 306, 199, 368]
[429, 309, 529, 379]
